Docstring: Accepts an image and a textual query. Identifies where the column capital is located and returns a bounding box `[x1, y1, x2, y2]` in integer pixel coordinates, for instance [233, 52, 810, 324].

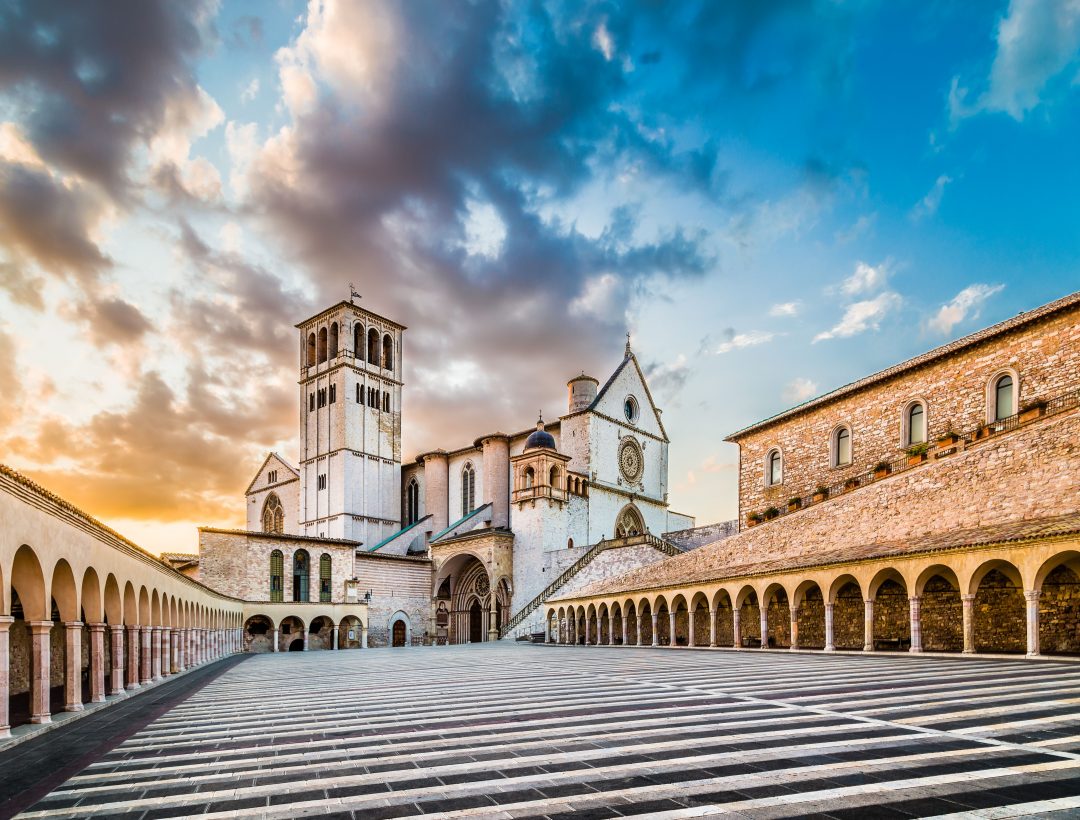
[88, 622, 106, 631]
[28, 619, 54, 632]
[64, 620, 85, 629]
[0, 615, 13, 628]
[1025, 589, 1041, 602]
[961, 594, 976, 603]
[908, 595, 921, 603]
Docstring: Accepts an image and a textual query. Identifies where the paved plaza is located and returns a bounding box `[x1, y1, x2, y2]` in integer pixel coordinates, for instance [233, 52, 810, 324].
[8, 645, 1080, 819]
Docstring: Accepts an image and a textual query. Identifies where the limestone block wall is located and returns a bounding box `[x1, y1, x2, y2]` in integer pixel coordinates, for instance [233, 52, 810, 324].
[353, 554, 431, 647]
[664, 521, 737, 551]
[246, 477, 300, 535]
[735, 301, 1080, 518]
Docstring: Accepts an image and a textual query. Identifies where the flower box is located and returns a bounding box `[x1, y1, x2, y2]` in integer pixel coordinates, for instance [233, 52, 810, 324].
[1019, 402, 1047, 423]
[907, 453, 927, 466]
[812, 488, 829, 503]
[843, 478, 859, 492]
[873, 463, 891, 480]
[787, 498, 802, 513]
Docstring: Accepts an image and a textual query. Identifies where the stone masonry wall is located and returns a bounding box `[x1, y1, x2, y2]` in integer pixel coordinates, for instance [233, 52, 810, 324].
[735, 302, 1080, 520]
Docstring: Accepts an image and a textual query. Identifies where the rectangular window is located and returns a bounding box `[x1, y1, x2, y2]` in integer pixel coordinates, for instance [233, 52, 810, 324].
[309, 393, 315, 411]
[317, 473, 327, 490]
[329, 384, 337, 404]
[383, 391, 389, 412]
[356, 383, 361, 403]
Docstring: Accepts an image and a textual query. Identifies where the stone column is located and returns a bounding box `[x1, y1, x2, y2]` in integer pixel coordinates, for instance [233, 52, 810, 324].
[585, 617, 591, 646]
[88, 623, 106, 703]
[170, 629, 179, 673]
[688, 613, 696, 648]
[151, 627, 162, 680]
[0, 616, 12, 737]
[63, 621, 84, 712]
[789, 607, 799, 651]
[733, 608, 742, 649]
[863, 599, 874, 651]
[488, 589, 499, 642]
[759, 607, 769, 649]
[650, 612, 659, 646]
[361, 626, 369, 648]
[637, 614, 645, 646]
[908, 596, 923, 653]
[140, 627, 153, 684]
[29, 620, 53, 724]
[163, 629, 172, 675]
[199, 629, 206, 662]
[332, 626, 339, 650]
[607, 614, 614, 645]
[125, 626, 140, 690]
[176, 628, 186, 670]
[824, 603, 835, 652]
[668, 610, 676, 647]
[272, 628, 280, 652]
[108, 626, 124, 694]
[1025, 590, 1041, 657]
[302, 628, 309, 651]
[961, 594, 975, 654]
[621, 615, 628, 646]
[709, 609, 717, 647]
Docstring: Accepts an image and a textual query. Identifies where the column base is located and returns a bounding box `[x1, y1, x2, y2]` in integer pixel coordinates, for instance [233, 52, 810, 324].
[909, 647, 923, 654]
[962, 648, 975, 654]
[1027, 651, 1041, 658]
[30, 715, 52, 725]
[64, 703, 85, 713]
[91, 694, 106, 704]
[863, 645, 874, 652]
[0, 726, 9, 738]
[126, 683, 140, 691]
[824, 645, 835, 652]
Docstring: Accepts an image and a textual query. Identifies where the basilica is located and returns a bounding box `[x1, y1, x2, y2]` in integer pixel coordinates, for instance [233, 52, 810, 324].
[195, 299, 713, 647]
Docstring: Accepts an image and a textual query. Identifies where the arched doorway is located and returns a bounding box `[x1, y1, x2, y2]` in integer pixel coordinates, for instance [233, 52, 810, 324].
[287, 638, 304, 651]
[392, 620, 406, 647]
[469, 600, 483, 643]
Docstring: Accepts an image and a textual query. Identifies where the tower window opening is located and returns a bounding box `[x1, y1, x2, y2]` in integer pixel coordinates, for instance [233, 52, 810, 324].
[329, 384, 337, 404]
[329, 323, 339, 359]
[462, 463, 475, 516]
[382, 334, 394, 370]
[306, 333, 316, 367]
[318, 327, 327, 363]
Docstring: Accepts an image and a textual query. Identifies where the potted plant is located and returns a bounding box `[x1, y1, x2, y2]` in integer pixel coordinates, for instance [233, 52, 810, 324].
[812, 485, 829, 503]
[905, 442, 930, 465]
[936, 429, 960, 448]
[763, 506, 780, 520]
[1019, 399, 1047, 423]
[842, 477, 859, 492]
[787, 496, 802, 513]
[873, 461, 891, 480]
[747, 511, 762, 528]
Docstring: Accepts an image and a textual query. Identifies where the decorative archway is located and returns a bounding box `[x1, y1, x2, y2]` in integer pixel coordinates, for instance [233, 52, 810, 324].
[614, 504, 645, 538]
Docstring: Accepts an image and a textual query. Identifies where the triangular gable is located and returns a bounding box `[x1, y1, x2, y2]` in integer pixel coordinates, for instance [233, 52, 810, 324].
[244, 451, 300, 496]
[589, 353, 668, 441]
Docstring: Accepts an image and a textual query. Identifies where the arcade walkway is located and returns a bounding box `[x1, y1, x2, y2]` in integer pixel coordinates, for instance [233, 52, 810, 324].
[7, 644, 1080, 818]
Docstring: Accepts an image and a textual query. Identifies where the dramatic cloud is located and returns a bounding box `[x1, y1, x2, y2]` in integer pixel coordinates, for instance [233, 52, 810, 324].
[950, 0, 1080, 122]
[814, 291, 902, 342]
[783, 377, 819, 403]
[928, 283, 1005, 335]
[910, 174, 953, 220]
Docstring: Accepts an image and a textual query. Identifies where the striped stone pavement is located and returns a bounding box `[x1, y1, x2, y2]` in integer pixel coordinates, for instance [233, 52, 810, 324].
[17, 645, 1080, 819]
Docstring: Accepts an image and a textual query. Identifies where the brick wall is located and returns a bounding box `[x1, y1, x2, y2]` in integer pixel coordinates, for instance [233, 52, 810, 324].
[354, 554, 431, 647]
[734, 302, 1080, 520]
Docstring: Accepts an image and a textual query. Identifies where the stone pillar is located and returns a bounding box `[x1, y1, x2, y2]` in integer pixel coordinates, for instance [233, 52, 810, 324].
[650, 612, 659, 646]
[668, 610, 676, 647]
[361, 626, 369, 648]
[28, 620, 53, 724]
[585, 617, 591, 646]
[709, 609, 717, 647]
[302, 628, 309, 651]
[824, 603, 835, 652]
[0, 616, 12, 737]
[621, 615, 628, 646]
[961, 594, 976, 654]
[733, 608, 742, 649]
[637, 614, 645, 646]
[1025, 590, 1041, 657]
[272, 628, 280, 652]
[125, 626, 140, 690]
[108, 626, 124, 694]
[863, 599, 874, 651]
[162, 629, 172, 675]
[480, 434, 511, 529]
[140, 627, 153, 684]
[199, 629, 206, 662]
[908, 596, 923, 653]
[688, 613, 696, 648]
[789, 607, 799, 651]
[176, 628, 186, 670]
[151, 627, 162, 680]
[88, 623, 106, 703]
[759, 606, 769, 649]
[488, 589, 499, 642]
[332, 626, 339, 650]
[63, 621, 84, 712]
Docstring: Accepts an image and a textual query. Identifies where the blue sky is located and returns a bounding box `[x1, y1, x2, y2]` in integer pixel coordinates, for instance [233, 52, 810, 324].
[0, 0, 1078, 553]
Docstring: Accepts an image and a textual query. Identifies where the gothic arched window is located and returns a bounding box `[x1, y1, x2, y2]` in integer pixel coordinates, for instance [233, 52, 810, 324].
[329, 322, 339, 358]
[317, 327, 327, 363]
[306, 333, 316, 367]
[293, 550, 310, 602]
[461, 463, 475, 517]
[615, 505, 645, 538]
[319, 553, 332, 603]
[406, 479, 419, 525]
[270, 549, 283, 602]
[262, 493, 284, 534]
[367, 328, 380, 365]
[353, 323, 363, 357]
[382, 334, 394, 370]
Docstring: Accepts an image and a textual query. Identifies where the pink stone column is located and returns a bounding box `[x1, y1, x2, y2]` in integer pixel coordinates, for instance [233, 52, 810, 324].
[908, 596, 923, 653]
[0, 616, 12, 737]
[607, 614, 614, 646]
[63, 621, 84, 712]
[863, 599, 875, 651]
[650, 612, 658, 646]
[584, 617, 591, 645]
[200, 628, 207, 661]
[109, 625, 125, 695]
[824, 603, 835, 652]
[709, 609, 717, 647]
[178, 628, 187, 670]
[163, 629, 172, 675]
[789, 607, 799, 651]
[637, 614, 645, 646]
[962, 595, 976, 654]
[1025, 590, 1041, 657]
[668, 611, 676, 647]
[125, 626, 140, 690]
[151, 627, 162, 680]
[88, 623, 106, 703]
[621, 616, 628, 646]
[759, 607, 769, 649]
[140, 626, 152, 684]
[732, 608, 742, 649]
[28, 620, 53, 724]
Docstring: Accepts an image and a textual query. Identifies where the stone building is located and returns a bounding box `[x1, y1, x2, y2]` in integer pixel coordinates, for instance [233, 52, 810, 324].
[548, 290, 1080, 659]
[200, 299, 715, 648]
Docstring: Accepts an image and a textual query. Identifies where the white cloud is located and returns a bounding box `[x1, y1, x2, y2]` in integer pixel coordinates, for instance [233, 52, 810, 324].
[835, 213, 876, 244]
[769, 301, 800, 317]
[950, 0, 1080, 123]
[225, 121, 259, 196]
[569, 273, 624, 320]
[783, 377, 818, 403]
[461, 198, 507, 259]
[592, 20, 615, 61]
[840, 260, 890, 296]
[928, 283, 1005, 335]
[910, 174, 953, 221]
[241, 77, 260, 104]
[814, 292, 902, 342]
[713, 330, 775, 355]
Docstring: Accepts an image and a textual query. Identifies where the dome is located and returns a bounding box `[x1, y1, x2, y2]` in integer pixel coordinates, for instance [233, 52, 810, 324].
[523, 417, 556, 451]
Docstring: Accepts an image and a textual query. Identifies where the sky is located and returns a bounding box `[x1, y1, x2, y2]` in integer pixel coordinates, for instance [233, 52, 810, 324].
[1, 0, 1079, 556]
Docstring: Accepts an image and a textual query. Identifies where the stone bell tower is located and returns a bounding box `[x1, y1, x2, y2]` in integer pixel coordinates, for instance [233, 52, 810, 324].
[296, 299, 405, 546]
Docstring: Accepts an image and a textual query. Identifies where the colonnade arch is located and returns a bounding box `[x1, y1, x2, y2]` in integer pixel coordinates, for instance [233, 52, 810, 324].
[545, 540, 1080, 659]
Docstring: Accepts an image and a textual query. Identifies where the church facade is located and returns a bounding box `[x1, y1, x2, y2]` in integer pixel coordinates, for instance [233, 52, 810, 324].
[198, 299, 705, 647]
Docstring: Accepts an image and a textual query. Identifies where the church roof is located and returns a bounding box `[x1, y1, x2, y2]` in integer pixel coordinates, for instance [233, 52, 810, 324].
[294, 300, 407, 331]
[243, 452, 299, 496]
[576, 349, 669, 441]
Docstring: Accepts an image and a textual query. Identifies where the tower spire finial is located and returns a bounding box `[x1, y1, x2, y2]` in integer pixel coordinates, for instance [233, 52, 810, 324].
[349, 282, 361, 303]
[625, 331, 632, 357]
[537, 411, 544, 430]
